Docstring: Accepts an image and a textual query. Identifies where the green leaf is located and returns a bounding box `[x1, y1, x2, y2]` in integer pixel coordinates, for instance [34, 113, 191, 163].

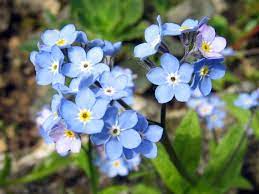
[132, 184, 160, 194]
[100, 185, 128, 194]
[0, 153, 11, 185]
[152, 144, 189, 194]
[19, 38, 38, 52]
[230, 176, 253, 190]
[173, 110, 201, 175]
[6, 153, 71, 185]
[251, 110, 259, 138]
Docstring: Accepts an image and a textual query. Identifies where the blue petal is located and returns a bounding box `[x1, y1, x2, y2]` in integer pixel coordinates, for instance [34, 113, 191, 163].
[86, 47, 103, 64]
[36, 69, 52, 85]
[90, 132, 110, 145]
[68, 46, 87, 64]
[118, 110, 138, 130]
[145, 24, 160, 43]
[113, 75, 128, 90]
[51, 94, 62, 112]
[179, 63, 193, 83]
[155, 84, 174, 103]
[144, 125, 163, 142]
[78, 75, 95, 90]
[60, 24, 77, 44]
[51, 46, 64, 62]
[181, 19, 198, 29]
[199, 77, 212, 96]
[75, 88, 96, 109]
[160, 53, 179, 73]
[146, 67, 167, 85]
[75, 31, 88, 44]
[105, 138, 123, 160]
[91, 99, 109, 119]
[112, 91, 128, 100]
[135, 140, 157, 158]
[84, 119, 104, 134]
[174, 83, 191, 102]
[123, 148, 137, 160]
[134, 43, 157, 59]
[210, 63, 226, 80]
[39, 127, 53, 144]
[52, 73, 65, 85]
[62, 62, 80, 78]
[103, 107, 118, 127]
[35, 52, 52, 68]
[162, 23, 181, 36]
[41, 29, 59, 46]
[119, 129, 141, 149]
[134, 113, 148, 133]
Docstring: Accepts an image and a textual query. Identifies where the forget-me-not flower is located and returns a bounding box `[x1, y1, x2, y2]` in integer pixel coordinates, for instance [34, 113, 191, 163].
[192, 58, 225, 96]
[234, 92, 258, 109]
[49, 121, 81, 156]
[147, 53, 193, 103]
[33, 46, 65, 85]
[60, 88, 108, 134]
[133, 114, 163, 159]
[62, 46, 109, 79]
[206, 109, 226, 130]
[91, 107, 141, 160]
[96, 71, 129, 102]
[41, 24, 77, 48]
[197, 24, 226, 58]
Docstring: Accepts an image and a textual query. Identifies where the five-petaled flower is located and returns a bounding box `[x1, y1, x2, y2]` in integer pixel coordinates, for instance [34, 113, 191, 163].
[197, 24, 226, 58]
[62, 46, 109, 79]
[91, 107, 141, 160]
[147, 53, 193, 103]
[192, 58, 226, 96]
[41, 24, 77, 49]
[60, 88, 108, 134]
[33, 46, 65, 85]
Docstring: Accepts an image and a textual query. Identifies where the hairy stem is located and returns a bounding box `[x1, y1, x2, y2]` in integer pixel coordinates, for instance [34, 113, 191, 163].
[160, 104, 196, 185]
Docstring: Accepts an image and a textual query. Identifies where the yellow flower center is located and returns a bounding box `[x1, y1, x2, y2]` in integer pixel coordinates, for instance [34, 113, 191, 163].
[200, 66, 209, 76]
[78, 109, 92, 123]
[180, 26, 191, 31]
[50, 62, 59, 73]
[56, 38, 67, 46]
[201, 41, 211, 53]
[113, 160, 121, 168]
[64, 129, 75, 138]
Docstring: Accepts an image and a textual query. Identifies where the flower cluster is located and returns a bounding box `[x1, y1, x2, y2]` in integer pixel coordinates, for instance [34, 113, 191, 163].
[187, 89, 226, 130]
[135, 16, 226, 103]
[234, 89, 259, 110]
[31, 25, 163, 166]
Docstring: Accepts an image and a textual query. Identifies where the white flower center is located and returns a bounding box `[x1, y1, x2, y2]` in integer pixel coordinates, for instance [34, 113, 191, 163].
[50, 61, 59, 74]
[110, 125, 121, 137]
[80, 60, 93, 72]
[166, 73, 180, 85]
[104, 87, 116, 96]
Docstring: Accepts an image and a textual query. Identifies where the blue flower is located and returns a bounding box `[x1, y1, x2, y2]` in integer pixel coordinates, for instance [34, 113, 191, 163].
[49, 121, 81, 156]
[133, 114, 163, 159]
[91, 107, 141, 160]
[206, 109, 226, 130]
[147, 53, 193, 103]
[234, 93, 258, 109]
[191, 58, 225, 96]
[162, 17, 209, 35]
[41, 24, 77, 48]
[62, 46, 109, 79]
[96, 71, 129, 102]
[60, 88, 108, 134]
[102, 41, 122, 56]
[33, 46, 65, 85]
[100, 157, 129, 177]
[134, 16, 163, 59]
[75, 31, 88, 44]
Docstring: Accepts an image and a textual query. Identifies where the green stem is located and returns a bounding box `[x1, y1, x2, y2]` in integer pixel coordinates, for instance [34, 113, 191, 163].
[160, 104, 196, 185]
[87, 141, 98, 194]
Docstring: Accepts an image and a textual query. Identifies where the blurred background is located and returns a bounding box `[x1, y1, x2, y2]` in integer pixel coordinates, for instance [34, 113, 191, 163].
[0, 0, 258, 193]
